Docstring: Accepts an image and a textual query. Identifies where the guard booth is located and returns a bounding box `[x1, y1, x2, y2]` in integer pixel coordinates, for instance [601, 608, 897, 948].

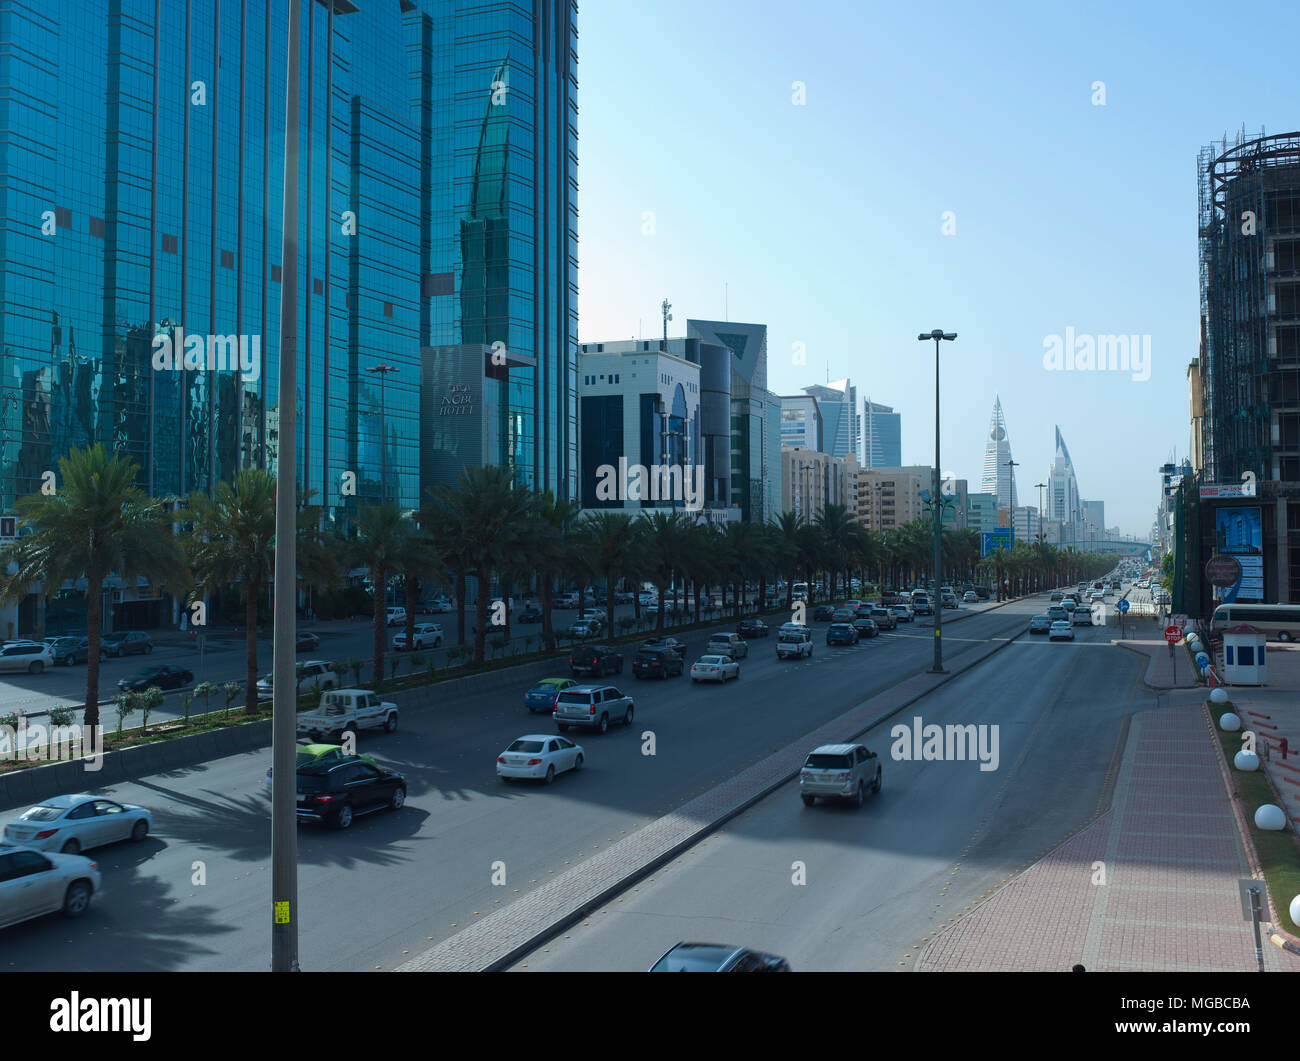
[1222, 623, 1267, 685]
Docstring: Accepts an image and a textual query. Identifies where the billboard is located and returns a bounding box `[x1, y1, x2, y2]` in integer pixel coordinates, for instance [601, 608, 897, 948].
[1213, 506, 1263, 601]
[1200, 483, 1257, 499]
[980, 528, 1013, 558]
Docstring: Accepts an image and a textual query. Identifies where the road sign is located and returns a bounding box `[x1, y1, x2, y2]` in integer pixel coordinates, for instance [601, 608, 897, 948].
[1116, 599, 1129, 613]
[1164, 625, 1182, 644]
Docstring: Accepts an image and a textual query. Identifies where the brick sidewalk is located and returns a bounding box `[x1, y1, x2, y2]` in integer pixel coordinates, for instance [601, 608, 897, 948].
[396, 609, 1028, 972]
[919, 701, 1300, 971]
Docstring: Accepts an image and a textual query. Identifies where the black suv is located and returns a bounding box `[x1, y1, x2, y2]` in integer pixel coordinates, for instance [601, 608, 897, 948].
[639, 636, 687, 660]
[737, 619, 769, 638]
[102, 631, 153, 658]
[632, 647, 683, 680]
[813, 605, 836, 622]
[296, 756, 407, 830]
[569, 644, 624, 678]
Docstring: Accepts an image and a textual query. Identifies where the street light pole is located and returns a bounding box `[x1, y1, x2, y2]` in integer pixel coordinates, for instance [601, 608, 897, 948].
[1034, 481, 1047, 542]
[1005, 458, 1019, 598]
[918, 329, 956, 674]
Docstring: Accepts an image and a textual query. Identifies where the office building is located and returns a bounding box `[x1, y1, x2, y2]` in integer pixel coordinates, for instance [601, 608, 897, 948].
[783, 447, 855, 523]
[966, 492, 999, 535]
[803, 379, 860, 463]
[1047, 427, 1082, 539]
[780, 395, 823, 452]
[862, 399, 901, 468]
[855, 468, 925, 531]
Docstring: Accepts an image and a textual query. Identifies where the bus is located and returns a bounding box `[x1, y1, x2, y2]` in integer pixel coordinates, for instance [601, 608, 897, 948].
[1209, 603, 1300, 643]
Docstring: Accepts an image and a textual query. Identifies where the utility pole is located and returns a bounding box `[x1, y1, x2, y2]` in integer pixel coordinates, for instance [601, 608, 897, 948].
[1035, 482, 1047, 543]
[661, 298, 672, 343]
[917, 329, 956, 673]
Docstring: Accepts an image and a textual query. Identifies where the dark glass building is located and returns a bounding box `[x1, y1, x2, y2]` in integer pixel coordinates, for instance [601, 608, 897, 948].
[0, 0, 578, 528]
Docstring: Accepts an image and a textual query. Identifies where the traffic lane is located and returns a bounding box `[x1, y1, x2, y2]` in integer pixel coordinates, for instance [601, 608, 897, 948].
[512, 618, 1148, 971]
[0, 602, 1037, 970]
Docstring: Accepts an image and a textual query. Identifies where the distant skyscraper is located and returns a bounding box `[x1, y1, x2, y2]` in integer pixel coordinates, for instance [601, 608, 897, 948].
[780, 395, 822, 452]
[1048, 427, 1082, 537]
[803, 379, 859, 463]
[980, 396, 1018, 512]
[863, 399, 901, 468]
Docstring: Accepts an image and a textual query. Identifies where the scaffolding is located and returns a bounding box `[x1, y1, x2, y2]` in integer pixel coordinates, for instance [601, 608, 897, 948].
[1198, 128, 1300, 484]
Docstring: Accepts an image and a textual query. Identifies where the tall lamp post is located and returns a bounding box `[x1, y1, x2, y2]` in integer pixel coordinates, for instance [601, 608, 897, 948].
[366, 364, 400, 503]
[1034, 482, 1047, 542]
[271, 0, 358, 975]
[1005, 458, 1018, 599]
[917, 329, 956, 673]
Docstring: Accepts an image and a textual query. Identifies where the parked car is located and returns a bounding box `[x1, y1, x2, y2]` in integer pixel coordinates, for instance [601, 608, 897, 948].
[869, 606, 897, 631]
[392, 623, 443, 651]
[737, 618, 769, 638]
[974, 586, 992, 600]
[116, 664, 192, 693]
[851, 617, 879, 639]
[385, 606, 407, 627]
[517, 605, 543, 624]
[706, 632, 749, 659]
[524, 677, 580, 713]
[497, 734, 584, 784]
[257, 660, 338, 698]
[296, 689, 398, 741]
[827, 623, 858, 646]
[569, 644, 624, 678]
[43, 637, 97, 667]
[691, 654, 740, 682]
[422, 597, 453, 614]
[1049, 620, 1075, 641]
[553, 684, 635, 734]
[800, 743, 881, 807]
[1029, 614, 1052, 635]
[632, 647, 684, 680]
[296, 756, 406, 829]
[639, 636, 687, 661]
[0, 847, 101, 928]
[567, 618, 604, 639]
[295, 631, 321, 653]
[100, 631, 153, 658]
[813, 605, 836, 622]
[776, 624, 814, 659]
[649, 942, 790, 972]
[3, 795, 151, 854]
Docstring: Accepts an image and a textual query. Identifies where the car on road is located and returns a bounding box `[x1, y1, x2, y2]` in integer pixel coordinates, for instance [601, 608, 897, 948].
[264, 742, 379, 792]
[869, 606, 896, 630]
[569, 644, 624, 678]
[296, 689, 398, 741]
[295, 631, 321, 653]
[690, 653, 740, 682]
[497, 734, 584, 784]
[392, 622, 443, 651]
[890, 603, 915, 623]
[962, 591, 978, 603]
[910, 593, 934, 616]
[826, 623, 858, 646]
[295, 756, 406, 830]
[0, 641, 55, 675]
[117, 664, 193, 693]
[553, 684, 635, 734]
[776, 624, 814, 659]
[100, 631, 152, 658]
[639, 636, 687, 660]
[2, 795, 151, 854]
[1046, 606, 1069, 623]
[800, 743, 881, 807]
[830, 608, 856, 624]
[385, 606, 407, 627]
[737, 618, 769, 638]
[421, 597, 453, 614]
[525, 677, 580, 712]
[941, 592, 959, 609]
[567, 618, 603, 639]
[812, 605, 836, 622]
[257, 660, 338, 698]
[1050, 590, 1062, 601]
[974, 586, 991, 600]
[852, 617, 879, 639]
[1049, 620, 1075, 641]
[706, 632, 749, 659]
[649, 942, 791, 972]
[0, 847, 101, 929]
[43, 637, 99, 666]
[1029, 614, 1052, 635]
[516, 605, 543, 624]
[1072, 605, 1093, 626]
[632, 646, 684, 680]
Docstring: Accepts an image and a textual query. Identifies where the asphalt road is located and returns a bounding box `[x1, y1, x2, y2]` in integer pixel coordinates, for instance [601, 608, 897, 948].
[511, 611, 1147, 971]
[0, 597, 1037, 970]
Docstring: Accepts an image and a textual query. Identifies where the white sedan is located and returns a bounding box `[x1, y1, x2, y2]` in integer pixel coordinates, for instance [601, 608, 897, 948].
[1049, 620, 1075, 641]
[2, 794, 152, 855]
[497, 735, 584, 784]
[0, 847, 102, 929]
[690, 654, 740, 683]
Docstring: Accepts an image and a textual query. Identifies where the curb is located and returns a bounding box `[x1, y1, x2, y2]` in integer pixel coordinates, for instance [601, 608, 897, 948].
[397, 607, 1032, 972]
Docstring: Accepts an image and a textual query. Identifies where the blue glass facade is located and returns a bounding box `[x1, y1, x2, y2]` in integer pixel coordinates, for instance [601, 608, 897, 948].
[0, 0, 578, 521]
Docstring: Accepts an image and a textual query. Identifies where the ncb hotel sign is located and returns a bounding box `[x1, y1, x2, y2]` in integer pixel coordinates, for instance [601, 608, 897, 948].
[440, 383, 474, 416]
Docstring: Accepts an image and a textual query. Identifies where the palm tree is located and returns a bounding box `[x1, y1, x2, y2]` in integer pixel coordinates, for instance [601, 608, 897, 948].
[583, 511, 640, 636]
[347, 502, 413, 687]
[640, 510, 687, 632]
[774, 511, 806, 609]
[815, 503, 855, 599]
[397, 517, 442, 654]
[0, 445, 191, 731]
[530, 492, 582, 653]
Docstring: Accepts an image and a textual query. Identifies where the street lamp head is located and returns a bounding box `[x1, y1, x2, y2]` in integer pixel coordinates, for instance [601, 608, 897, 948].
[942, 332, 957, 341]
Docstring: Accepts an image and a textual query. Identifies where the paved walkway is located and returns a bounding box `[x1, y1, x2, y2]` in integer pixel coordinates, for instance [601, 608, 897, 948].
[919, 635, 1300, 971]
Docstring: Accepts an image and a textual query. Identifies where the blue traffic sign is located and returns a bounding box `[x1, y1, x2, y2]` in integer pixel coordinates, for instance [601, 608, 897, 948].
[1116, 599, 1130, 613]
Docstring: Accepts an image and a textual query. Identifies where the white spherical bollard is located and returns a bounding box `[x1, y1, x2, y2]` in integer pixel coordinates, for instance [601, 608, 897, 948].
[1210, 687, 1229, 704]
[1256, 804, 1287, 831]
[1234, 750, 1260, 771]
[1291, 895, 1300, 927]
[1219, 712, 1241, 732]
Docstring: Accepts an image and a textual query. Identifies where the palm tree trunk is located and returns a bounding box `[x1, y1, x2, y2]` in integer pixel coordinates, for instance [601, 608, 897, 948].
[605, 567, 616, 638]
[83, 575, 105, 732]
[656, 581, 667, 632]
[373, 562, 387, 687]
[541, 579, 556, 653]
[456, 568, 467, 646]
[245, 581, 260, 714]
[474, 576, 489, 664]
[404, 574, 419, 648]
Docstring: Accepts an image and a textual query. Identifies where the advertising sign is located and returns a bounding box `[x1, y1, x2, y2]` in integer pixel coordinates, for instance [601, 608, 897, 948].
[1213, 507, 1263, 601]
[1200, 483, 1257, 499]
[1205, 554, 1243, 587]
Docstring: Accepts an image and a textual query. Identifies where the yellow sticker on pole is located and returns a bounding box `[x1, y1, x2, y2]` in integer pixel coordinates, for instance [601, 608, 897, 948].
[274, 901, 291, 924]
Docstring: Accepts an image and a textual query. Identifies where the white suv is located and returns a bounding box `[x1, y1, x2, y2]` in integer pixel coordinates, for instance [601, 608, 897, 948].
[800, 743, 881, 807]
[392, 623, 443, 651]
[257, 660, 339, 697]
[0, 641, 54, 675]
[386, 607, 407, 627]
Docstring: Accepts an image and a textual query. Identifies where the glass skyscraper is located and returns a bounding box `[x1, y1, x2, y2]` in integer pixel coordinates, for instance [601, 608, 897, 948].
[0, 0, 578, 524]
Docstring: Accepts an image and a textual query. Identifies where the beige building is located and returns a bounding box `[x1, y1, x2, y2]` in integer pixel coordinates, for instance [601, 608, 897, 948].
[782, 447, 856, 522]
[855, 468, 925, 530]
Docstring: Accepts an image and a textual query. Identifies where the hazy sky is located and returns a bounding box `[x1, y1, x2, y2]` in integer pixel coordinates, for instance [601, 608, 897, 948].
[574, 0, 1300, 537]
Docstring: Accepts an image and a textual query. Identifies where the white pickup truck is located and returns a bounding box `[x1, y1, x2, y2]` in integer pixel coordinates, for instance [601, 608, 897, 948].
[296, 689, 398, 741]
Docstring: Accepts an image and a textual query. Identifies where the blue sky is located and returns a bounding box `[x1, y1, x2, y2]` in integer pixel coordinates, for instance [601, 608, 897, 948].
[574, 0, 1300, 536]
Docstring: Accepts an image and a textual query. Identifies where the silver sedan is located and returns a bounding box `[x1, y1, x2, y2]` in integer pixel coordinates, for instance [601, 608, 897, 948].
[690, 654, 740, 683]
[2, 794, 152, 855]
